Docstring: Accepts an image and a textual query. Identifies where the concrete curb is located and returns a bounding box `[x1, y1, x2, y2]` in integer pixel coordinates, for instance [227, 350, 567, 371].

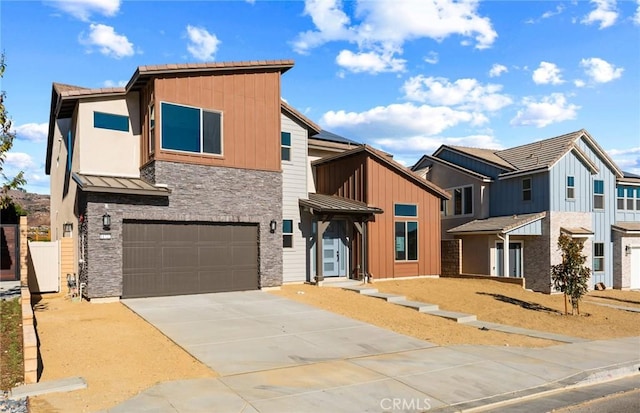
[9, 376, 87, 400]
[449, 361, 640, 412]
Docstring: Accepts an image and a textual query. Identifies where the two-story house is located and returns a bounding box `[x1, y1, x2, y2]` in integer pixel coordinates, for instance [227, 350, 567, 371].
[47, 60, 450, 300]
[613, 172, 640, 289]
[412, 129, 632, 292]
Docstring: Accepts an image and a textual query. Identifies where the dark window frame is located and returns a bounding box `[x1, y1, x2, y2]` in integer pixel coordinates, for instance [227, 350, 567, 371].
[593, 179, 604, 210]
[567, 176, 575, 199]
[160, 101, 223, 156]
[443, 185, 473, 217]
[522, 177, 532, 202]
[94, 111, 129, 132]
[593, 242, 604, 272]
[282, 219, 293, 248]
[394, 203, 418, 217]
[395, 221, 418, 261]
[281, 132, 291, 162]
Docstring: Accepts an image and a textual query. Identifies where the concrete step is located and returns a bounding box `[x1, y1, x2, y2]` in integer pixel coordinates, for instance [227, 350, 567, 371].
[322, 279, 364, 288]
[10, 376, 87, 399]
[394, 300, 439, 312]
[426, 310, 477, 323]
[362, 292, 406, 303]
[341, 285, 379, 295]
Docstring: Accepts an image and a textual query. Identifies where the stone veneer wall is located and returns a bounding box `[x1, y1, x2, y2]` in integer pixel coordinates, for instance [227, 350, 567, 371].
[440, 239, 461, 276]
[613, 231, 640, 289]
[521, 216, 551, 293]
[83, 161, 282, 298]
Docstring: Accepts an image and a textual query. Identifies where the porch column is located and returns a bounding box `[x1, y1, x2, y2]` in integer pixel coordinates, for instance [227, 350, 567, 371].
[503, 232, 510, 277]
[315, 220, 328, 284]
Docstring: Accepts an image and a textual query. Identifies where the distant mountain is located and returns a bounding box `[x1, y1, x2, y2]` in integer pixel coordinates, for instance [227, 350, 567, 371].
[7, 190, 50, 227]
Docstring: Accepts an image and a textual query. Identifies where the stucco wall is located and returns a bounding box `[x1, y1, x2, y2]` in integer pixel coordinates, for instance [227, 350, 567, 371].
[82, 161, 282, 298]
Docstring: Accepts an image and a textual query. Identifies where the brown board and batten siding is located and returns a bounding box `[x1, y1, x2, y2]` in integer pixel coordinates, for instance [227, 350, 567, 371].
[144, 71, 282, 171]
[314, 147, 446, 280]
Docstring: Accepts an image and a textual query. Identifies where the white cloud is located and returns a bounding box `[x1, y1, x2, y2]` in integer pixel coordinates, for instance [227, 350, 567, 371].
[5, 153, 36, 170]
[336, 49, 406, 73]
[609, 147, 640, 175]
[374, 134, 502, 154]
[102, 79, 127, 87]
[293, 0, 496, 74]
[608, 147, 640, 156]
[13, 123, 48, 143]
[47, 0, 120, 21]
[635, 0, 640, 25]
[80, 23, 134, 59]
[402, 76, 512, 112]
[510, 93, 580, 128]
[186, 25, 220, 61]
[321, 102, 488, 138]
[489, 63, 508, 78]
[582, 0, 618, 29]
[532, 61, 564, 85]
[580, 57, 623, 83]
[574, 79, 586, 88]
[542, 4, 565, 19]
[424, 51, 439, 65]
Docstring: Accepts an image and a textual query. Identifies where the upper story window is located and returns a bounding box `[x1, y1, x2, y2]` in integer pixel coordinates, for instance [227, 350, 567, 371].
[617, 185, 640, 210]
[593, 179, 604, 210]
[522, 178, 532, 201]
[593, 242, 604, 272]
[161, 102, 222, 155]
[394, 204, 418, 217]
[94, 111, 129, 132]
[282, 219, 293, 248]
[281, 132, 291, 161]
[566, 176, 575, 199]
[149, 103, 155, 154]
[442, 186, 472, 217]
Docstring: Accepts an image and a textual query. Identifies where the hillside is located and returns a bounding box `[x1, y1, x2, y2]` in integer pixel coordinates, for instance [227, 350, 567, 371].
[7, 190, 50, 227]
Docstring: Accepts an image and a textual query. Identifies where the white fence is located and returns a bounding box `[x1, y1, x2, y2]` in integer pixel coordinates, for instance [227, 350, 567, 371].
[27, 240, 60, 293]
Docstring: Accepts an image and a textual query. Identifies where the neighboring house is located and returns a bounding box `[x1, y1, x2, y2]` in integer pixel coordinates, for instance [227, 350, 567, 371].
[46, 60, 449, 300]
[613, 172, 640, 289]
[412, 129, 638, 292]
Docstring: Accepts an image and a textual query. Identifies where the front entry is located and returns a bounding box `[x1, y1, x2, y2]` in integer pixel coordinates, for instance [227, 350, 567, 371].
[322, 220, 348, 277]
[496, 241, 523, 277]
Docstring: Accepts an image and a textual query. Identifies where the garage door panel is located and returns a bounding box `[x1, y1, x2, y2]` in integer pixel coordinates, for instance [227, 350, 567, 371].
[123, 222, 259, 298]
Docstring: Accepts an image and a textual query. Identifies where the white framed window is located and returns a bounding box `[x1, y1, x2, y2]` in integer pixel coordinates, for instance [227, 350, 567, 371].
[522, 178, 532, 201]
[283, 219, 293, 248]
[149, 102, 155, 154]
[566, 176, 575, 199]
[443, 185, 473, 217]
[281, 132, 291, 161]
[593, 242, 604, 272]
[593, 180, 604, 210]
[161, 102, 222, 155]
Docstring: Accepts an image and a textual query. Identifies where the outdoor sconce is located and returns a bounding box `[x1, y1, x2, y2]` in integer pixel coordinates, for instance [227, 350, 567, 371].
[626, 245, 632, 256]
[63, 222, 73, 233]
[269, 219, 277, 234]
[102, 213, 111, 230]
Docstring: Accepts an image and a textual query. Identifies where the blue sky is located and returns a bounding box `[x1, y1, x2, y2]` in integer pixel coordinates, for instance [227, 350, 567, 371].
[2, 0, 639, 194]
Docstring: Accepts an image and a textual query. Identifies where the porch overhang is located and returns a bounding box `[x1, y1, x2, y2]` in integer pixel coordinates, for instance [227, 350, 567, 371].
[560, 227, 594, 238]
[299, 193, 383, 217]
[72, 173, 171, 196]
[447, 212, 546, 236]
[612, 222, 640, 235]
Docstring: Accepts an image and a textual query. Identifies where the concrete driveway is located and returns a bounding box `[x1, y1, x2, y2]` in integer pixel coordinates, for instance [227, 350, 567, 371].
[118, 291, 640, 412]
[123, 290, 435, 376]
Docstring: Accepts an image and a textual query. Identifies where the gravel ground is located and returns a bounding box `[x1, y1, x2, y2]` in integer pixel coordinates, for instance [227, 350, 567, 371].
[0, 396, 27, 413]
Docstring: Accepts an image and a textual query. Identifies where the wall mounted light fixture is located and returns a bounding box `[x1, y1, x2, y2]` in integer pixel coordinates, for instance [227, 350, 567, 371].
[102, 213, 111, 230]
[269, 220, 277, 234]
[626, 245, 632, 256]
[63, 222, 73, 233]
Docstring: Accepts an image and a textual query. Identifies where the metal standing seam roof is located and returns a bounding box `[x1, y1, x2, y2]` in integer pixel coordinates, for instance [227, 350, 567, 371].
[299, 193, 383, 215]
[72, 173, 171, 196]
[447, 212, 546, 234]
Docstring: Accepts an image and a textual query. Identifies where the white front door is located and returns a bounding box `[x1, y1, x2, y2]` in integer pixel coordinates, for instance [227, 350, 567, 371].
[631, 247, 640, 289]
[322, 220, 348, 277]
[496, 241, 523, 277]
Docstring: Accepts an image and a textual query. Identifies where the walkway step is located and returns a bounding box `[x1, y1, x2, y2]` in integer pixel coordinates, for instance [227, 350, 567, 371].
[362, 292, 406, 303]
[464, 320, 588, 343]
[395, 300, 439, 312]
[426, 310, 477, 323]
[10, 376, 87, 400]
[342, 285, 378, 295]
[584, 300, 640, 313]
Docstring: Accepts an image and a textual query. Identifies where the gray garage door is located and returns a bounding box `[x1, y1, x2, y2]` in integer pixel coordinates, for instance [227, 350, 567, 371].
[122, 221, 259, 298]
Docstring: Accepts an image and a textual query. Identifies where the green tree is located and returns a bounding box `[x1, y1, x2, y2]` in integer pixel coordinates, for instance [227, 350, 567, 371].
[0, 53, 26, 209]
[550, 233, 591, 315]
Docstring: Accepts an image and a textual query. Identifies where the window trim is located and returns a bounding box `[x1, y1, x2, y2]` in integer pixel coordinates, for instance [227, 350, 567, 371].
[442, 185, 473, 218]
[395, 220, 418, 262]
[593, 179, 604, 210]
[593, 242, 605, 272]
[282, 219, 293, 248]
[522, 177, 532, 202]
[159, 101, 223, 156]
[617, 185, 640, 211]
[566, 176, 575, 200]
[149, 101, 155, 155]
[281, 131, 292, 162]
[394, 203, 418, 217]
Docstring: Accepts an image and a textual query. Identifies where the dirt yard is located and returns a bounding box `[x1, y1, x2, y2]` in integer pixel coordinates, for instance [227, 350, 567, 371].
[28, 294, 216, 413]
[27, 279, 639, 412]
[273, 278, 640, 345]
